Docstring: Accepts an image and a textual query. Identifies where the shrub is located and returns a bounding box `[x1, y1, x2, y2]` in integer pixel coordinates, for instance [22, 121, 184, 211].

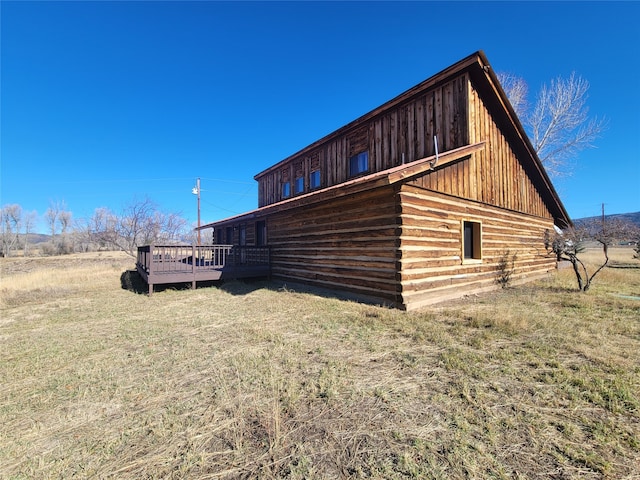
[495, 250, 517, 288]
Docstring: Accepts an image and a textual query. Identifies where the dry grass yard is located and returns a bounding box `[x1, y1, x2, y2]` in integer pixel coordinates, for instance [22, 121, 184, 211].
[1, 248, 639, 479]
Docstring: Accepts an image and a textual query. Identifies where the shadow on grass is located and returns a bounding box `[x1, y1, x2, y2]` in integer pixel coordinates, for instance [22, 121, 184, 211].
[119, 270, 274, 297]
[607, 262, 640, 269]
[119, 269, 228, 295]
[221, 278, 388, 307]
[535, 284, 579, 295]
[120, 270, 148, 294]
[119, 269, 386, 306]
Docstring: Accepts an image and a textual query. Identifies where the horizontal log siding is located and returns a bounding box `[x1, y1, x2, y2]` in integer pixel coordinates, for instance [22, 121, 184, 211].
[397, 185, 556, 310]
[266, 186, 401, 305]
[257, 75, 469, 208]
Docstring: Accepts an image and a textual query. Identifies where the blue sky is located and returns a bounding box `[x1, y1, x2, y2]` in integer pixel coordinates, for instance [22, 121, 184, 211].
[2, 1, 639, 233]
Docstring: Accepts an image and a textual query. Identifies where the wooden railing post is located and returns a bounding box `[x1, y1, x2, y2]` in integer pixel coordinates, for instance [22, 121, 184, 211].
[148, 244, 154, 295]
[148, 244, 154, 275]
[191, 244, 196, 289]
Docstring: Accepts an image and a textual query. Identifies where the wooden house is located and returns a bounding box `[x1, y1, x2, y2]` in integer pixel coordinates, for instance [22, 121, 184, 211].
[199, 51, 571, 310]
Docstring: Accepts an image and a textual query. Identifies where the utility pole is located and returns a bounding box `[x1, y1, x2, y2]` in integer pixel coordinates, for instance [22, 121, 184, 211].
[192, 178, 201, 246]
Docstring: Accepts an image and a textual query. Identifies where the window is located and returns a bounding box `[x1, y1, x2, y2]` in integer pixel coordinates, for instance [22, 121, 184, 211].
[256, 220, 266, 246]
[282, 181, 291, 198]
[349, 151, 369, 177]
[225, 226, 233, 244]
[310, 169, 321, 189]
[462, 221, 482, 261]
[239, 224, 246, 246]
[295, 176, 304, 194]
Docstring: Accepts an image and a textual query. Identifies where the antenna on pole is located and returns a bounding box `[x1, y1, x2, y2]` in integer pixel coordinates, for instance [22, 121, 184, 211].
[192, 178, 201, 246]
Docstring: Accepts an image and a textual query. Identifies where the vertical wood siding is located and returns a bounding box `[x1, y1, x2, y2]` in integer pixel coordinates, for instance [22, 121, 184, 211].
[408, 80, 551, 219]
[397, 185, 556, 310]
[256, 75, 470, 207]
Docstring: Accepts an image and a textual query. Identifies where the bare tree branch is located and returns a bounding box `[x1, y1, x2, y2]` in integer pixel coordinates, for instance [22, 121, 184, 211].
[499, 71, 607, 178]
[1, 204, 23, 257]
[23, 210, 38, 256]
[89, 198, 188, 257]
[44, 204, 59, 239]
[58, 210, 73, 235]
[545, 217, 637, 292]
[497, 72, 528, 120]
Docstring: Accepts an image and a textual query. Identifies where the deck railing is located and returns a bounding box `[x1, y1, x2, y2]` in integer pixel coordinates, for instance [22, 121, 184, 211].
[137, 244, 233, 274]
[136, 244, 270, 278]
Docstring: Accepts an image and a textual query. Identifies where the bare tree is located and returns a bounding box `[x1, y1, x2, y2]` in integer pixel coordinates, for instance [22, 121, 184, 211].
[23, 210, 38, 256]
[57, 209, 73, 253]
[44, 200, 66, 240]
[498, 72, 528, 120]
[545, 217, 637, 292]
[1, 204, 23, 257]
[89, 197, 188, 257]
[43, 201, 74, 254]
[58, 210, 72, 235]
[88, 207, 125, 253]
[499, 71, 607, 178]
[45, 206, 58, 239]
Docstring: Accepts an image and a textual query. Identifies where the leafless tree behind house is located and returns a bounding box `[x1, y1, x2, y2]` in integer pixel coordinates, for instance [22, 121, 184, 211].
[498, 71, 607, 178]
[89, 197, 189, 257]
[1, 204, 22, 257]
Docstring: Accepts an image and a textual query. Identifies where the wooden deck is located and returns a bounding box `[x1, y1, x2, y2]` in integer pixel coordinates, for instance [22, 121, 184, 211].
[136, 244, 270, 294]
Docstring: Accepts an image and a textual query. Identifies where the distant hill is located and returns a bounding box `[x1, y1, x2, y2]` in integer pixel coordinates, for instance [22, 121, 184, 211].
[572, 211, 639, 245]
[573, 211, 640, 228]
[21, 233, 51, 244]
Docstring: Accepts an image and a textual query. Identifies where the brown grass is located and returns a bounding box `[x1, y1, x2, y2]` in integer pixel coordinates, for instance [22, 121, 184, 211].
[1, 247, 639, 479]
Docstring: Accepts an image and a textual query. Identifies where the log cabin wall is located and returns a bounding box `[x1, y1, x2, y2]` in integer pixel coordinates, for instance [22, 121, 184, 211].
[266, 185, 401, 305]
[256, 75, 470, 208]
[204, 52, 570, 309]
[213, 221, 255, 246]
[397, 185, 556, 310]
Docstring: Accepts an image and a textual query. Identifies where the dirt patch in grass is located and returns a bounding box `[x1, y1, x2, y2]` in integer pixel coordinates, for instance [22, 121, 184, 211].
[1, 250, 639, 478]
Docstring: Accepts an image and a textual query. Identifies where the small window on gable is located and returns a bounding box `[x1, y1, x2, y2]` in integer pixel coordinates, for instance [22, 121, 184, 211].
[462, 221, 482, 261]
[282, 181, 291, 198]
[295, 176, 304, 194]
[310, 170, 321, 189]
[349, 151, 369, 177]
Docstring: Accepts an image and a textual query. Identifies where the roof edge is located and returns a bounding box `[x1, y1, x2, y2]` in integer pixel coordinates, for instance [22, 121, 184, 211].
[471, 52, 571, 228]
[199, 142, 485, 229]
[254, 51, 485, 180]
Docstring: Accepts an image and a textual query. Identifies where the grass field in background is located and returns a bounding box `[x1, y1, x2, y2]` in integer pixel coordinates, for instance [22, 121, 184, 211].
[1, 248, 639, 479]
